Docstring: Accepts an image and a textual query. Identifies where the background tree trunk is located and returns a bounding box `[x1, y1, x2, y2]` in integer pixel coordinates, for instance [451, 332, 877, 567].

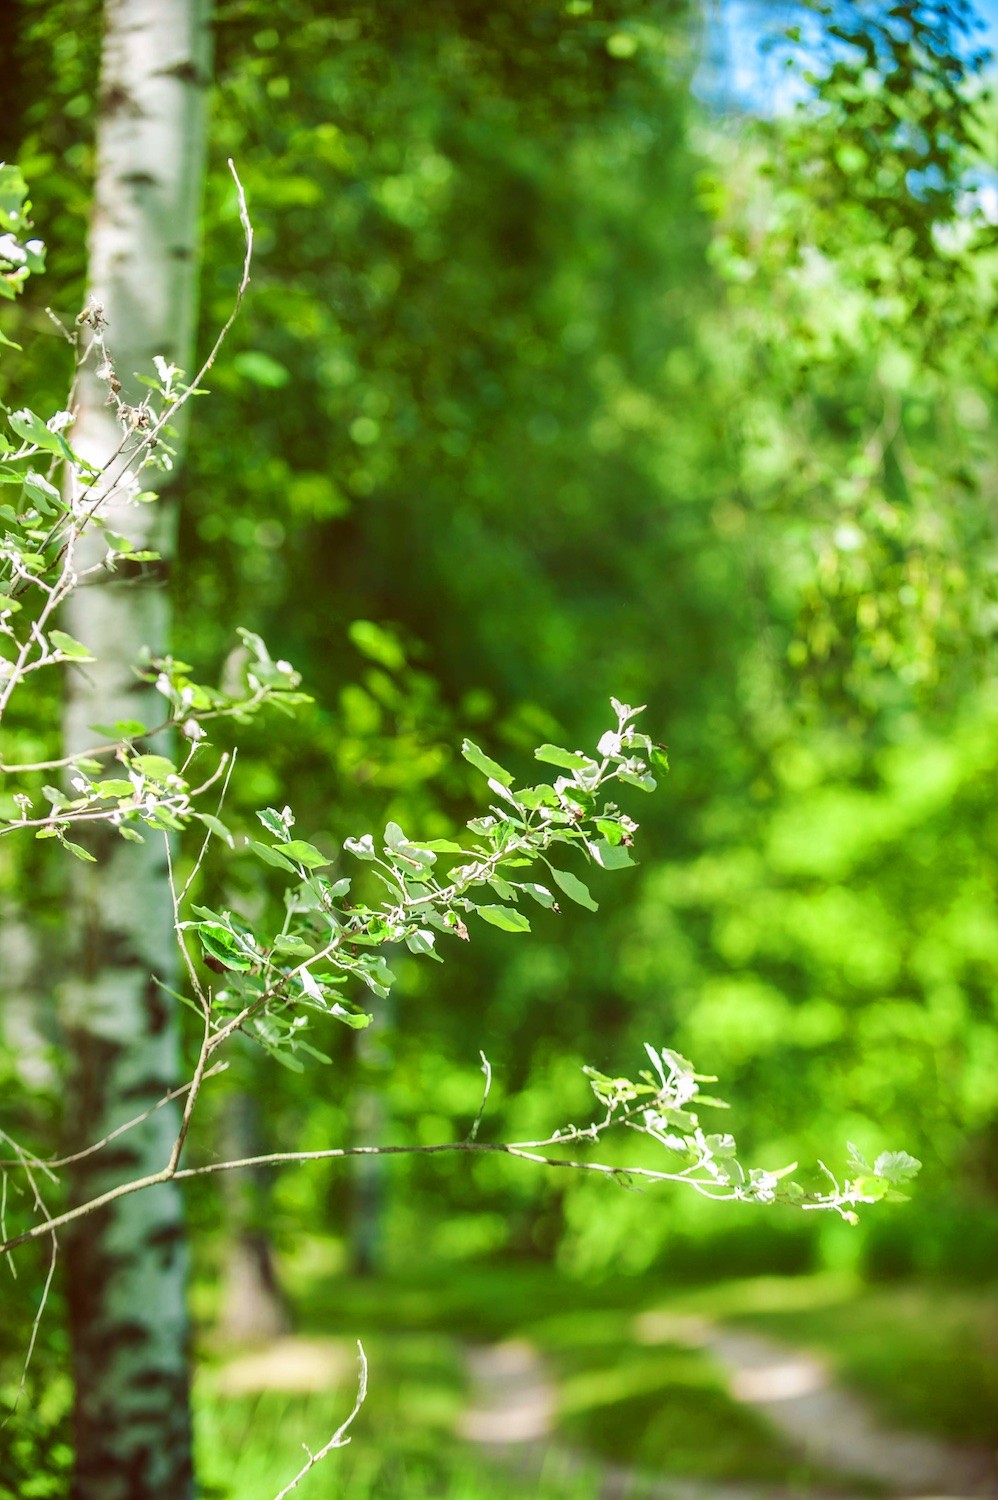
[350, 996, 394, 1277]
[59, 3, 212, 1496]
[0, 902, 55, 1095]
[218, 1081, 290, 1346]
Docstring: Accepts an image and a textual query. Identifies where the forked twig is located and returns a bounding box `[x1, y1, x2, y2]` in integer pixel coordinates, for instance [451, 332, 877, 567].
[270, 1342, 368, 1500]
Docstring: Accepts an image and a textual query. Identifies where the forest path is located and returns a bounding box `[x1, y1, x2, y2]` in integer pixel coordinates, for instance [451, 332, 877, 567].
[459, 1321, 998, 1500]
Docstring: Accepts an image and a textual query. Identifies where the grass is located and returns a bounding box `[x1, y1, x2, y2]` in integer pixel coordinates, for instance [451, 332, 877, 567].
[685, 1275, 998, 1446]
[7, 1234, 996, 1497]
[517, 1305, 863, 1489]
[188, 1259, 998, 1494]
[557, 1345, 827, 1483]
[195, 1331, 601, 1500]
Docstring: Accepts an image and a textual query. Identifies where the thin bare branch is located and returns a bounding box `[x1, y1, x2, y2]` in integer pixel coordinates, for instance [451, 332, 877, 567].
[0, 1064, 229, 1174]
[0, 1138, 58, 1420]
[467, 1051, 492, 1143]
[270, 1343, 368, 1500]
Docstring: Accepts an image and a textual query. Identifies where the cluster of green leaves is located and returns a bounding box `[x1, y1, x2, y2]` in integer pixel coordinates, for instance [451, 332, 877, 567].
[702, 1, 995, 710]
[0, 203, 311, 860]
[4, 0, 982, 1291]
[0, 178, 916, 1237]
[781, 1, 991, 277]
[182, 700, 661, 1069]
[579, 1042, 921, 1220]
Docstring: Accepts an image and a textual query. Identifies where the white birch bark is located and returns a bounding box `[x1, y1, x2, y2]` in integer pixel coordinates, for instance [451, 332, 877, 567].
[60, 4, 212, 1496]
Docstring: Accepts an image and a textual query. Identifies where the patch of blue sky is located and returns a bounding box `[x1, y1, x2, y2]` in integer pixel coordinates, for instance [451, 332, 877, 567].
[693, 0, 998, 115]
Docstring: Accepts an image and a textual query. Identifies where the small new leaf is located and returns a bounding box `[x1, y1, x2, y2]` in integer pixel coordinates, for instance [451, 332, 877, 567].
[873, 1150, 921, 1186]
[49, 629, 95, 662]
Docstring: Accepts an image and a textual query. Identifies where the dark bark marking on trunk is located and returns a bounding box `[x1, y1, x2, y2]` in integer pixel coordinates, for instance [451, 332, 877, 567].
[147, 1220, 186, 1253]
[79, 1143, 146, 1175]
[99, 83, 142, 118]
[155, 59, 208, 85]
[119, 1075, 176, 1102]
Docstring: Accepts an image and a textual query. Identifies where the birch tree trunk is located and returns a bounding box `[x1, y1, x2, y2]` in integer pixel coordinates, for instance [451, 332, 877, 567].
[60, 3, 212, 1496]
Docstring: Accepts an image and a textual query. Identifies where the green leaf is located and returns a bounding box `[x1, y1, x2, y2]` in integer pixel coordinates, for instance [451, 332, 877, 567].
[329, 1003, 373, 1029]
[461, 738, 513, 787]
[238, 628, 272, 662]
[348, 618, 406, 671]
[8, 408, 73, 460]
[534, 744, 594, 772]
[143, 807, 184, 832]
[131, 754, 177, 781]
[420, 838, 466, 853]
[405, 928, 442, 959]
[197, 922, 255, 972]
[296, 1039, 333, 1064]
[550, 867, 598, 911]
[589, 838, 635, 870]
[518, 881, 557, 908]
[852, 1175, 890, 1201]
[517, 785, 560, 810]
[232, 350, 291, 388]
[617, 769, 656, 793]
[272, 934, 316, 958]
[22, 469, 64, 513]
[594, 818, 624, 845]
[102, 530, 135, 554]
[0, 164, 28, 222]
[92, 779, 135, 799]
[256, 806, 289, 839]
[61, 838, 96, 862]
[873, 1150, 921, 1185]
[269, 1048, 306, 1073]
[476, 904, 531, 933]
[282, 838, 331, 869]
[90, 719, 150, 740]
[195, 812, 234, 847]
[49, 629, 95, 662]
[248, 839, 298, 872]
[344, 834, 376, 860]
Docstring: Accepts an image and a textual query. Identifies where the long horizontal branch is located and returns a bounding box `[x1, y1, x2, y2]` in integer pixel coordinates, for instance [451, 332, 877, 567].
[0, 1133, 722, 1256]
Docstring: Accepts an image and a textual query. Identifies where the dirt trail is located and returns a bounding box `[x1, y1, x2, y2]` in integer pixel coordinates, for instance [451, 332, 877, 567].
[460, 1322, 998, 1500]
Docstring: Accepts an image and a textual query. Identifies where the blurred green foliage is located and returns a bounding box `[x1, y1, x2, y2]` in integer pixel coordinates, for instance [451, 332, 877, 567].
[0, 0, 995, 1389]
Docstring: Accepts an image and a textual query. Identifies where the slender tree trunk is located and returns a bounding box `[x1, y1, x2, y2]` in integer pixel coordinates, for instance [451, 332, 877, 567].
[59, 3, 211, 1497]
[349, 996, 394, 1277]
[218, 1081, 289, 1345]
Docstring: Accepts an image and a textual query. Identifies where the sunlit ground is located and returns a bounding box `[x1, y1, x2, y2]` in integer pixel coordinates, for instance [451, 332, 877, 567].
[193, 1263, 998, 1499]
